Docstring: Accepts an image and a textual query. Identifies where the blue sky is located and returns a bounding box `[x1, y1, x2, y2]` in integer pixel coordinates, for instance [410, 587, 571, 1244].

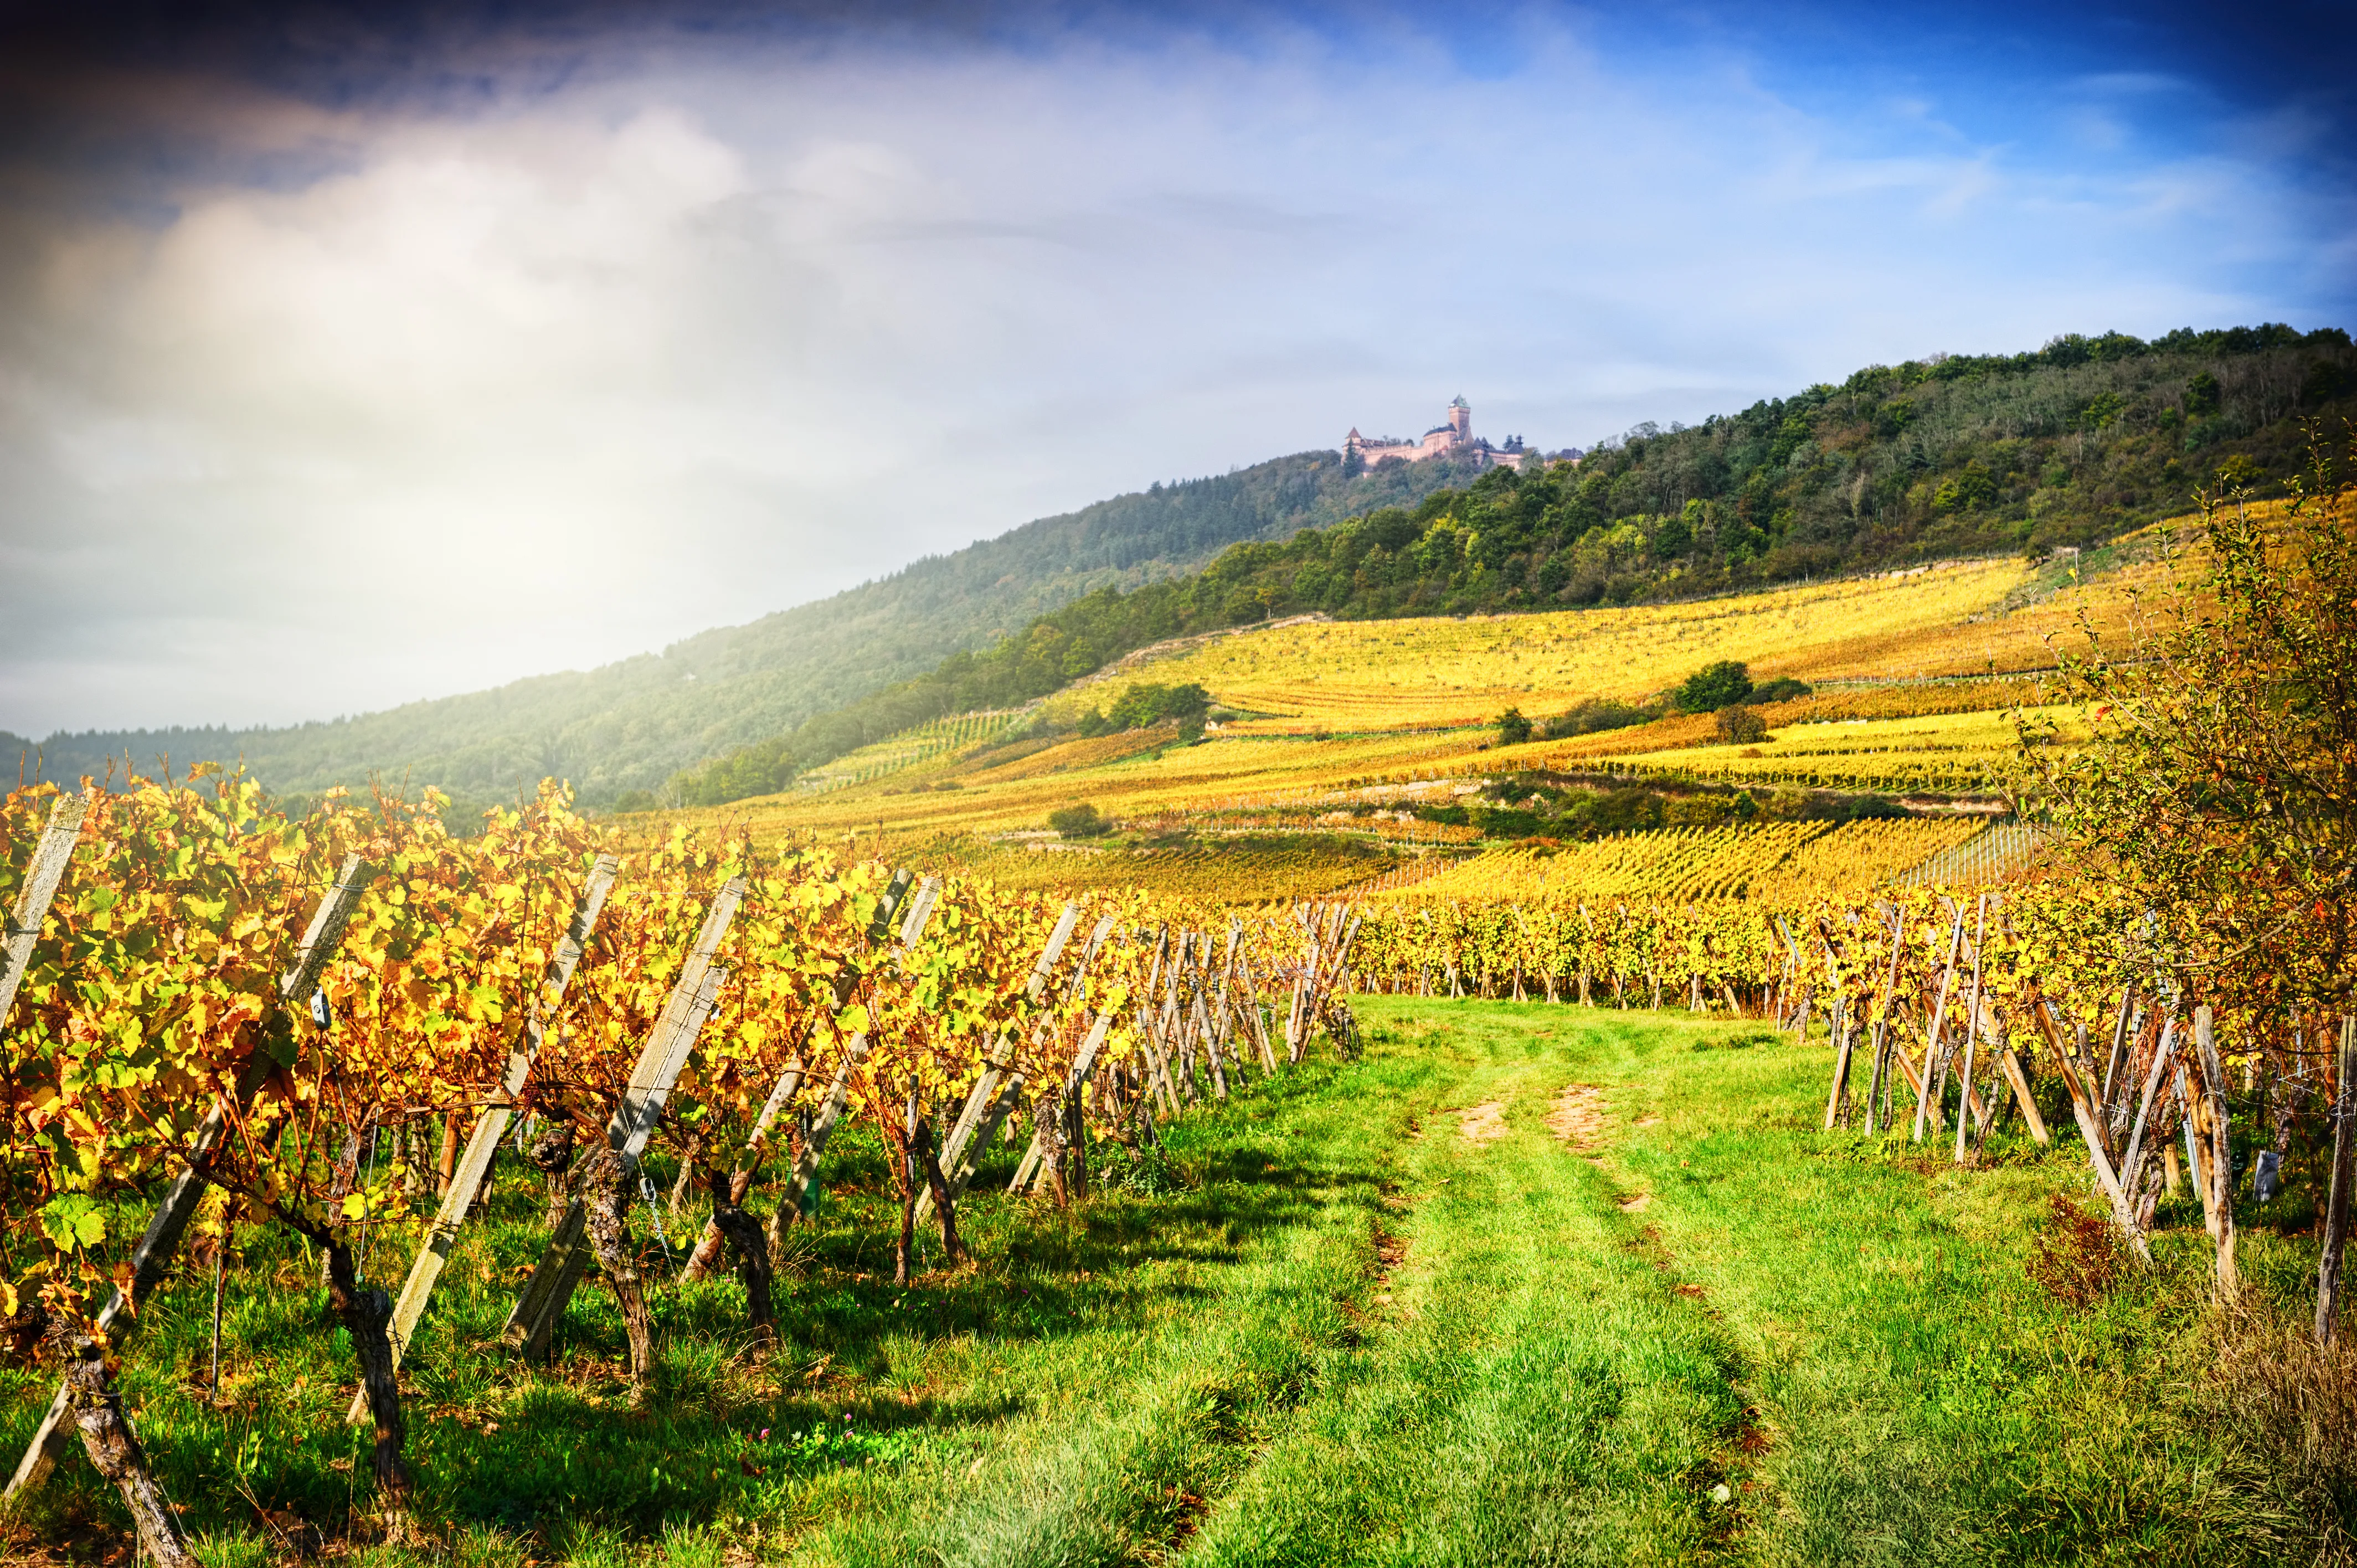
[0, 0, 2349, 735]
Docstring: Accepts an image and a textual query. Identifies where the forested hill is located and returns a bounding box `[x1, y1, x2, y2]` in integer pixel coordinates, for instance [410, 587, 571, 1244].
[707, 322, 2354, 802]
[6, 449, 1479, 812]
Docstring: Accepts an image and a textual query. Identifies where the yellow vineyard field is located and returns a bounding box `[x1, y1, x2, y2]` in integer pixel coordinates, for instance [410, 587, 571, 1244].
[1578, 706, 2083, 793]
[672, 540, 2170, 855]
[1046, 556, 2034, 730]
[796, 710, 1023, 791]
[680, 726, 1500, 847]
[1374, 817, 1988, 905]
[907, 833, 1396, 903]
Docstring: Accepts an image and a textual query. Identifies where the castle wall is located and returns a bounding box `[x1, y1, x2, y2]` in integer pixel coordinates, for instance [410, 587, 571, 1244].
[1346, 400, 1522, 472]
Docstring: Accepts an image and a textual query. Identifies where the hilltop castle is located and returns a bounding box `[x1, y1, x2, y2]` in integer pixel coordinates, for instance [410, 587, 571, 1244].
[1346, 396, 1527, 473]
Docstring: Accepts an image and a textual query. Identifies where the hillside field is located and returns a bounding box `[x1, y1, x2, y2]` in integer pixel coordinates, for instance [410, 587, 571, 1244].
[650, 538, 2159, 900]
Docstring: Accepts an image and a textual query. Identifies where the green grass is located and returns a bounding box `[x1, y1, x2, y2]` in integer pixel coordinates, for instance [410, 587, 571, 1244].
[2, 1000, 2337, 1564]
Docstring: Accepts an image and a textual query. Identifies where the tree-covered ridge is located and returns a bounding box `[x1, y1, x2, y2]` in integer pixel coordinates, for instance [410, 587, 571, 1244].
[1283, 322, 2351, 617]
[716, 323, 2350, 800]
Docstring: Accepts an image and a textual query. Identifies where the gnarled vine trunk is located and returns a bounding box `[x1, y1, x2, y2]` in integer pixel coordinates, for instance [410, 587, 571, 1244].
[575, 1149, 654, 1391]
[681, 1164, 754, 1283]
[528, 1118, 578, 1231]
[706, 1173, 776, 1347]
[920, 1125, 965, 1265]
[54, 1325, 199, 1567]
[317, 1230, 411, 1533]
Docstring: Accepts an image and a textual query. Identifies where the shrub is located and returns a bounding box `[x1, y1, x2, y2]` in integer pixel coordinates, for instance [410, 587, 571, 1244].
[1495, 706, 1533, 745]
[1082, 682, 1212, 736]
[1047, 802, 1111, 838]
[1543, 699, 1653, 738]
[1715, 706, 1769, 745]
[2026, 1194, 2124, 1307]
[1749, 677, 1813, 704]
[1675, 661, 1754, 713]
[2214, 452, 2265, 490]
[1664, 795, 1729, 827]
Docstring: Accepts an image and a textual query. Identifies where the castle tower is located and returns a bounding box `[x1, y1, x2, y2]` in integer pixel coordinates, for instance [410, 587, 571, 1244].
[1447, 396, 1471, 442]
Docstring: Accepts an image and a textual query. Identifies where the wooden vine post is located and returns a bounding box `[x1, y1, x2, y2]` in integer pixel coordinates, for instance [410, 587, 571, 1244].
[1009, 1012, 1116, 1196]
[2191, 1005, 2240, 1299]
[1821, 934, 1855, 1129]
[1911, 902, 1967, 1143]
[0, 790, 91, 1022]
[2317, 1016, 2357, 1344]
[922, 905, 1102, 1225]
[1862, 907, 1905, 1136]
[1950, 895, 1989, 1163]
[2032, 998, 2152, 1262]
[347, 854, 619, 1420]
[673, 869, 918, 1279]
[501, 874, 744, 1360]
[766, 876, 945, 1249]
[2119, 1018, 2180, 1214]
[7, 852, 370, 1521]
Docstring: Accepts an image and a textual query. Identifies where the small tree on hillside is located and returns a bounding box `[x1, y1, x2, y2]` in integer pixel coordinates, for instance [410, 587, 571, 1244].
[1496, 707, 1533, 746]
[2023, 427, 2357, 1011]
[1048, 803, 1111, 839]
[1715, 706, 1768, 746]
[1675, 661, 1754, 713]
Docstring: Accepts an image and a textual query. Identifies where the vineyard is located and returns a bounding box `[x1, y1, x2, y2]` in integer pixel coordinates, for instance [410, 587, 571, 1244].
[1375, 817, 1989, 906]
[647, 542, 2176, 904]
[792, 713, 1025, 794]
[905, 833, 1401, 903]
[1576, 706, 2083, 794]
[6, 764, 2353, 1559]
[11, 470, 2353, 1561]
[0, 776, 1381, 1564]
[1036, 556, 2038, 731]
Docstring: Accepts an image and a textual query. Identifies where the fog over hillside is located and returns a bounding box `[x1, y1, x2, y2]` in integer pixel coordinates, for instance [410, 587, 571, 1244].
[6, 449, 1477, 809]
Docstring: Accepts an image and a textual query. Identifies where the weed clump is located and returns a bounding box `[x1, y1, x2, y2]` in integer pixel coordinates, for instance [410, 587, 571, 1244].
[2211, 1306, 2357, 1555]
[2026, 1193, 2125, 1307]
[1094, 1142, 1181, 1196]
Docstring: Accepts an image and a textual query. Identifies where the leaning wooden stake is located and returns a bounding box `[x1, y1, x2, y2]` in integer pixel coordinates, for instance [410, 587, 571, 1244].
[2033, 998, 2152, 1261]
[1821, 962, 1855, 1129]
[919, 906, 1100, 1225]
[0, 789, 91, 1023]
[1951, 895, 1989, 1164]
[8, 852, 369, 1502]
[501, 875, 743, 1359]
[681, 871, 929, 1276]
[2192, 1005, 2240, 1300]
[1912, 904, 1967, 1142]
[2317, 1016, 2357, 1344]
[1862, 908, 1906, 1135]
[349, 854, 619, 1421]
[1983, 1009, 2052, 1146]
[767, 878, 945, 1246]
[1010, 1012, 1115, 1195]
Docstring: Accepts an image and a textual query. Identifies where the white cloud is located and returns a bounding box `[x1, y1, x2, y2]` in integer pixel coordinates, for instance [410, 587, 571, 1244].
[0, 14, 2339, 735]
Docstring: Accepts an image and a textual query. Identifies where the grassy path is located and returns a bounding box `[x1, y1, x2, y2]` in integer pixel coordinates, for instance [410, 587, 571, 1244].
[804, 999, 2292, 1566]
[3, 1000, 2311, 1564]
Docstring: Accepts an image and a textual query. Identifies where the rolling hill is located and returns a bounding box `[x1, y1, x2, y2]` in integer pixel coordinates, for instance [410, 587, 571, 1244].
[13, 321, 2346, 818]
[4, 450, 1484, 812]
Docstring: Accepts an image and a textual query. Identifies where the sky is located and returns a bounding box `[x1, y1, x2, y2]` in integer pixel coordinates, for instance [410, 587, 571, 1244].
[1, 0, 2350, 737]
